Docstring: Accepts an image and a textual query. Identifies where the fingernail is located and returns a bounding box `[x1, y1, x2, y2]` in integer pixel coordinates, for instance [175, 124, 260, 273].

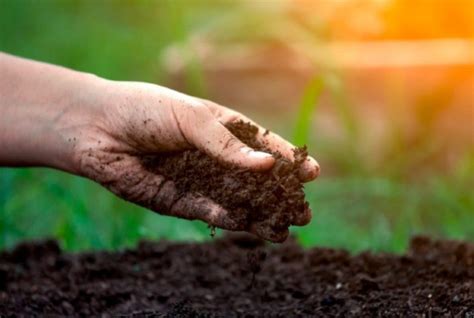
[251, 151, 273, 159]
[242, 148, 273, 159]
[303, 156, 320, 179]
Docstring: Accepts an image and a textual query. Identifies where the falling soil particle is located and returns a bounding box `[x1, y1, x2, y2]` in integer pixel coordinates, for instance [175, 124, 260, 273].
[1, 234, 473, 317]
[209, 225, 216, 238]
[142, 121, 310, 242]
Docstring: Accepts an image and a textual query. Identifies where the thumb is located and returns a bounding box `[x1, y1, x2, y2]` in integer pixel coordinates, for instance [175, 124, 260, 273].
[191, 120, 275, 171]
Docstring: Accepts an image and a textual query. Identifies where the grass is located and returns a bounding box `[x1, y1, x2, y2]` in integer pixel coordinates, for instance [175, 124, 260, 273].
[1, 0, 473, 252]
[2, 165, 472, 253]
[0, 168, 212, 251]
[296, 174, 474, 252]
[292, 75, 325, 146]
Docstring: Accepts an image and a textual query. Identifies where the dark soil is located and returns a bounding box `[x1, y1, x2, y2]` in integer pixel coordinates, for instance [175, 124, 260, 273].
[1, 235, 473, 317]
[142, 121, 309, 242]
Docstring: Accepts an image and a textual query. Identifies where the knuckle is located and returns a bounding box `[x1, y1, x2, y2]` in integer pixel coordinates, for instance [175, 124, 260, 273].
[119, 173, 165, 207]
[187, 102, 212, 118]
[152, 180, 178, 215]
[221, 135, 241, 153]
[177, 104, 214, 142]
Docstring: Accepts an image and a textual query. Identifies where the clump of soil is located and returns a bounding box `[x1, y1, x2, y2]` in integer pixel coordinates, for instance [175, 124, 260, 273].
[1, 235, 473, 317]
[142, 121, 310, 241]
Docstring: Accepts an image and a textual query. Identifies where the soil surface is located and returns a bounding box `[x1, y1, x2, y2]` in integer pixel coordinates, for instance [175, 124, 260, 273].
[1, 235, 473, 317]
[142, 121, 309, 242]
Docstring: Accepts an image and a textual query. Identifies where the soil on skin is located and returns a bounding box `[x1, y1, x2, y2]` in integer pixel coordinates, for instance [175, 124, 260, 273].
[1, 235, 473, 317]
[142, 121, 309, 241]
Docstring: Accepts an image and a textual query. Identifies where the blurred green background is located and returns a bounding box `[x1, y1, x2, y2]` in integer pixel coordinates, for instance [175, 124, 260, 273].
[1, 0, 473, 253]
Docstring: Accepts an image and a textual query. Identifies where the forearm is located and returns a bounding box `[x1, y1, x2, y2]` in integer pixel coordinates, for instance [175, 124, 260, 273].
[0, 53, 104, 173]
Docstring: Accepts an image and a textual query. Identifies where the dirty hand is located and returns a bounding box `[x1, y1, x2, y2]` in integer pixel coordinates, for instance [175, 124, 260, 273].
[0, 53, 320, 241]
[76, 81, 320, 240]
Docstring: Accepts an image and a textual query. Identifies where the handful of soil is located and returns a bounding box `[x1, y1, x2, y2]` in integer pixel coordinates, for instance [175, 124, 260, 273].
[142, 121, 310, 242]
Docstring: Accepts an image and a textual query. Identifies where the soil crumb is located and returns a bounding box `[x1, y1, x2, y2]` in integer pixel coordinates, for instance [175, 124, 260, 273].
[1, 235, 473, 317]
[142, 121, 310, 242]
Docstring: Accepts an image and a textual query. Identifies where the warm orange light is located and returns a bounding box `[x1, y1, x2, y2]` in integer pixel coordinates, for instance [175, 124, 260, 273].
[291, 0, 474, 41]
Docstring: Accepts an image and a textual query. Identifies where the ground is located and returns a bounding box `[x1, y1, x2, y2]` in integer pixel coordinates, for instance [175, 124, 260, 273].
[1, 234, 473, 317]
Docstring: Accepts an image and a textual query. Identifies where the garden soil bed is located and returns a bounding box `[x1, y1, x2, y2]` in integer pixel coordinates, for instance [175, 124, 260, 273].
[0, 234, 473, 317]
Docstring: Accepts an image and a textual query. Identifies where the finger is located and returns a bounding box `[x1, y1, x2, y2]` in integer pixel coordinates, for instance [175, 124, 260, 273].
[250, 222, 290, 243]
[257, 130, 320, 182]
[170, 193, 241, 231]
[204, 103, 320, 181]
[150, 180, 241, 230]
[185, 108, 275, 171]
[151, 180, 179, 215]
[292, 205, 312, 226]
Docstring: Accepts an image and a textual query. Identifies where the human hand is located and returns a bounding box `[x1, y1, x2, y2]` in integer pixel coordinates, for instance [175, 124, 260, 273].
[0, 53, 319, 242]
[73, 80, 319, 241]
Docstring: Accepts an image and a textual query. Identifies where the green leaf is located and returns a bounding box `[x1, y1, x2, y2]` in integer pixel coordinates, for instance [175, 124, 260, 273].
[292, 76, 324, 146]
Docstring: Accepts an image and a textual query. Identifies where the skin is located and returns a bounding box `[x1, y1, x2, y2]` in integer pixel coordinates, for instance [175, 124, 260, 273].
[0, 52, 320, 242]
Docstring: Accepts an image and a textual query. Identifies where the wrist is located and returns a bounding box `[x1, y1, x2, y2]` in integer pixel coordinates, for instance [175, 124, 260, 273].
[51, 73, 110, 174]
[0, 54, 111, 174]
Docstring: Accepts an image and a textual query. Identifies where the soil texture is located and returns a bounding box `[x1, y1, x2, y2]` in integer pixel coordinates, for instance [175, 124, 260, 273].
[142, 121, 309, 242]
[1, 235, 473, 317]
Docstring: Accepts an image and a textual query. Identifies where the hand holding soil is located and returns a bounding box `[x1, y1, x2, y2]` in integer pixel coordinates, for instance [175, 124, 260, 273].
[76, 82, 319, 242]
[0, 53, 320, 242]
